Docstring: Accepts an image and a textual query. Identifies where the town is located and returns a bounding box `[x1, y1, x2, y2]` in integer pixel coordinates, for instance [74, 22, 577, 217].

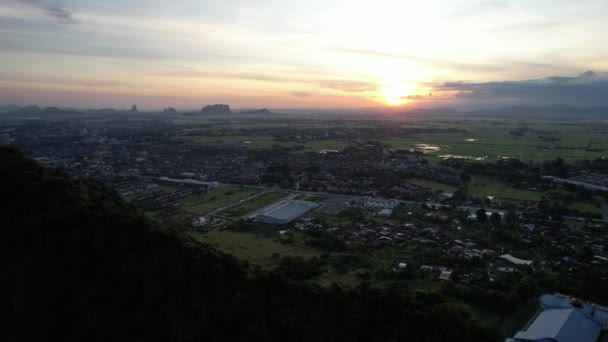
[3, 107, 608, 340]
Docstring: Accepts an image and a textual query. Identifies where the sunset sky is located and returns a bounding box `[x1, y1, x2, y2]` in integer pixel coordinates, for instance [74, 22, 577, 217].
[1, 0, 607, 110]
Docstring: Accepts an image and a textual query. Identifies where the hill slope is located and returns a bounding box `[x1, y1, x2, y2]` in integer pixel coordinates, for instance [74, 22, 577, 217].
[0, 147, 498, 342]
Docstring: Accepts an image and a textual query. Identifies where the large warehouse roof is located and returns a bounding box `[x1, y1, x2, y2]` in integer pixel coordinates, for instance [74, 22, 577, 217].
[514, 308, 601, 342]
[254, 200, 318, 224]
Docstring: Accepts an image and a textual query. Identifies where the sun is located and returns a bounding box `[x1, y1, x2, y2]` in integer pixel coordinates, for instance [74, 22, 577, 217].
[379, 83, 415, 106]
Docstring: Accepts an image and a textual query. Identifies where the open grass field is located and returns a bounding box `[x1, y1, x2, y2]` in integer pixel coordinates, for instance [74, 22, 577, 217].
[468, 176, 542, 202]
[168, 116, 608, 162]
[122, 186, 174, 202]
[467, 175, 601, 213]
[446, 295, 502, 328]
[221, 192, 287, 218]
[567, 200, 602, 214]
[380, 120, 608, 162]
[314, 269, 365, 288]
[303, 195, 329, 202]
[188, 229, 321, 269]
[405, 178, 458, 193]
[179, 187, 258, 215]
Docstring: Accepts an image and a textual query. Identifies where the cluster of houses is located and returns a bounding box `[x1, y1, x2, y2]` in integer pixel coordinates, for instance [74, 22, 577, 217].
[518, 209, 608, 272]
[447, 239, 495, 259]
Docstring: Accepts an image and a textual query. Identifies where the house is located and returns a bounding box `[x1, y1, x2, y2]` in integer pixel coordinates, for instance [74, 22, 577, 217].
[438, 270, 452, 281]
[420, 265, 433, 272]
[378, 208, 393, 217]
[393, 263, 407, 273]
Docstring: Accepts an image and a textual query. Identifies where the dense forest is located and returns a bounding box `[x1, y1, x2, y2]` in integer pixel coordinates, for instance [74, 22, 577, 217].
[1, 147, 498, 341]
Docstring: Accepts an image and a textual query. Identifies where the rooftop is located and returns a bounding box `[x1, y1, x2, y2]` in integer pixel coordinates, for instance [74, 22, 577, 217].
[514, 308, 601, 342]
[254, 200, 318, 223]
[511, 294, 608, 342]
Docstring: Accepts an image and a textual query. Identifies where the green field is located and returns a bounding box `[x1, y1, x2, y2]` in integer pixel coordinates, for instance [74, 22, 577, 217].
[405, 178, 458, 193]
[567, 200, 602, 214]
[179, 187, 258, 215]
[447, 295, 502, 328]
[167, 116, 608, 162]
[304, 195, 329, 202]
[189, 229, 320, 268]
[221, 192, 287, 218]
[467, 176, 601, 214]
[380, 120, 608, 162]
[468, 176, 542, 202]
[122, 186, 174, 202]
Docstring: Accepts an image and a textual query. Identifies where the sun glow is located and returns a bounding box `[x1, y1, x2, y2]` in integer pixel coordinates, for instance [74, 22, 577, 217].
[379, 83, 415, 106]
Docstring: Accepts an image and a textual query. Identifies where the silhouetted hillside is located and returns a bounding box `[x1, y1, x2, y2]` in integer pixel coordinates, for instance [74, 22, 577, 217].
[43, 106, 82, 115]
[201, 104, 231, 114]
[8, 105, 42, 115]
[0, 147, 498, 342]
[237, 108, 273, 115]
[0, 104, 21, 113]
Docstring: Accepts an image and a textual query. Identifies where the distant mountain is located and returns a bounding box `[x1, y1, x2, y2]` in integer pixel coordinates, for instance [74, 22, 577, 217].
[43, 107, 82, 115]
[88, 108, 125, 114]
[0, 104, 21, 113]
[163, 107, 178, 114]
[5, 105, 84, 116]
[9, 105, 42, 115]
[236, 108, 273, 115]
[201, 104, 231, 115]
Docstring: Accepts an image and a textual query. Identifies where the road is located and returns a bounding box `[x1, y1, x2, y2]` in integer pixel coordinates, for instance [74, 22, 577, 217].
[219, 183, 608, 223]
[127, 176, 606, 223]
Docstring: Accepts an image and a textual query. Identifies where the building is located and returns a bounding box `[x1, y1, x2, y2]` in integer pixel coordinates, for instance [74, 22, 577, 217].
[508, 293, 608, 342]
[254, 200, 318, 224]
[362, 197, 399, 210]
[438, 270, 452, 281]
[378, 208, 393, 217]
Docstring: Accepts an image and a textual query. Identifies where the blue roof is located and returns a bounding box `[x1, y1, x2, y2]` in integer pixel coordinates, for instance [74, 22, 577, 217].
[540, 294, 608, 322]
[540, 294, 571, 308]
[514, 308, 602, 342]
[254, 200, 317, 222]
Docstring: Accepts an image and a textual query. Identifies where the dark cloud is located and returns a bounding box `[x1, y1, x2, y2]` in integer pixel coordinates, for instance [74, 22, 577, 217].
[291, 91, 312, 98]
[16, 0, 77, 24]
[436, 71, 608, 106]
[579, 70, 598, 78]
[45, 7, 76, 22]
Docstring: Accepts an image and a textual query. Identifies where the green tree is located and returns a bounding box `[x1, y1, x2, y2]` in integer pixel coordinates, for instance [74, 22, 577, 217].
[476, 208, 487, 222]
[490, 212, 501, 225]
[505, 210, 518, 227]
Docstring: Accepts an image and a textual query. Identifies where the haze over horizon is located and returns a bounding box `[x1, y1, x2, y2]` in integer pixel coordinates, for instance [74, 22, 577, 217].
[1, 0, 608, 110]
